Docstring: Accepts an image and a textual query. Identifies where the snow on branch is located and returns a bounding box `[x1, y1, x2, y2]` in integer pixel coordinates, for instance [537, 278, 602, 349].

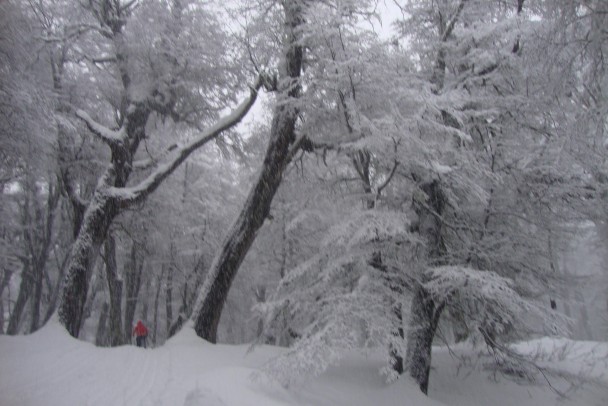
[75, 109, 124, 146]
[111, 76, 264, 206]
[132, 143, 178, 171]
[425, 266, 570, 337]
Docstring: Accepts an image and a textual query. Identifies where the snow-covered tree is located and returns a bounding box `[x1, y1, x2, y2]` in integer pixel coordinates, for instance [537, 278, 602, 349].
[52, 0, 264, 337]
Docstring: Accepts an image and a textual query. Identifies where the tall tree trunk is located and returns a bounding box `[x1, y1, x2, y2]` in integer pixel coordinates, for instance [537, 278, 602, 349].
[104, 233, 123, 346]
[0, 268, 14, 302]
[141, 271, 151, 322]
[406, 179, 447, 393]
[165, 262, 174, 336]
[95, 302, 110, 346]
[29, 266, 43, 333]
[124, 240, 144, 343]
[193, 0, 304, 343]
[29, 182, 59, 333]
[81, 264, 102, 332]
[405, 286, 444, 394]
[254, 285, 266, 339]
[6, 262, 32, 335]
[59, 191, 121, 336]
[0, 299, 4, 334]
[43, 251, 69, 325]
[152, 269, 164, 345]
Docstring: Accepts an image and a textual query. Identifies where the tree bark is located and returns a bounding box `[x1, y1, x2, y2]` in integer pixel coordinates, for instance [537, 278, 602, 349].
[29, 181, 59, 332]
[6, 262, 32, 335]
[141, 271, 151, 322]
[405, 286, 444, 394]
[165, 261, 174, 336]
[104, 233, 124, 346]
[406, 179, 447, 393]
[152, 269, 164, 345]
[124, 240, 144, 342]
[95, 302, 110, 346]
[58, 191, 121, 337]
[193, 0, 304, 343]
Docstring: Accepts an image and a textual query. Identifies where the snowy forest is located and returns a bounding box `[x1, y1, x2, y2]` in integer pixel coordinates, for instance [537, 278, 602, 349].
[0, 0, 607, 405]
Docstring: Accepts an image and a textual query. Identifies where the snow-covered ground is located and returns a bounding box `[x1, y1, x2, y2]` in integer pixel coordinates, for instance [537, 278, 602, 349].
[1, 321, 606, 406]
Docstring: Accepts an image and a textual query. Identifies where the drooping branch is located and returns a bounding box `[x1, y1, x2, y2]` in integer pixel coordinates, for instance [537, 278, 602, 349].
[112, 76, 264, 207]
[377, 160, 399, 195]
[75, 109, 124, 147]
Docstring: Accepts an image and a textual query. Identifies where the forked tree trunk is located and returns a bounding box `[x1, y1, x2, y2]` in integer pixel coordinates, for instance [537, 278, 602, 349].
[193, 0, 304, 343]
[56, 0, 261, 338]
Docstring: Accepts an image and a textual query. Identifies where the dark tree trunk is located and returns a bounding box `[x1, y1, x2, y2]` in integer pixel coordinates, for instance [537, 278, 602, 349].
[29, 185, 58, 332]
[43, 252, 69, 325]
[370, 250, 405, 374]
[406, 179, 447, 393]
[193, 0, 303, 343]
[59, 192, 120, 337]
[141, 271, 151, 322]
[29, 266, 43, 333]
[124, 241, 144, 343]
[104, 233, 124, 346]
[165, 262, 173, 336]
[152, 269, 163, 345]
[405, 286, 444, 394]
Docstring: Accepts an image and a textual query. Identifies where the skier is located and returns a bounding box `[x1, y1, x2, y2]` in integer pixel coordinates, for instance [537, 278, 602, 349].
[133, 320, 149, 348]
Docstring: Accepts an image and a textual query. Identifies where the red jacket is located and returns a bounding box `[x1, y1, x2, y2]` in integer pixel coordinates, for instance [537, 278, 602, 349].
[133, 321, 148, 337]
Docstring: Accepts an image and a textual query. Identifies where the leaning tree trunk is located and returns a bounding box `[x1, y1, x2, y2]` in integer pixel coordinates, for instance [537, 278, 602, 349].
[58, 192, 121, 337]
[193, 0, 304, 343]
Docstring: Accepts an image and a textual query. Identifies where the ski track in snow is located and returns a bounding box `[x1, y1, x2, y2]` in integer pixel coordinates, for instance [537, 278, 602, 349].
[1, 322, 607, 406]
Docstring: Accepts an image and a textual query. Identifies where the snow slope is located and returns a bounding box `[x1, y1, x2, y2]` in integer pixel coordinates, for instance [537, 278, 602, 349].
[0, 321, 606, 406]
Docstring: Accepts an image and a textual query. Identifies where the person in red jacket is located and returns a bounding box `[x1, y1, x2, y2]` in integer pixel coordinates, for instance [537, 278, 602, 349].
[133, 320, 148, 348]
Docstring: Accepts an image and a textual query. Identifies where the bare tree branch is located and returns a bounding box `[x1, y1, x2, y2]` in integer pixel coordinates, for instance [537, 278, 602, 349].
[377, 160, 399, 195]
